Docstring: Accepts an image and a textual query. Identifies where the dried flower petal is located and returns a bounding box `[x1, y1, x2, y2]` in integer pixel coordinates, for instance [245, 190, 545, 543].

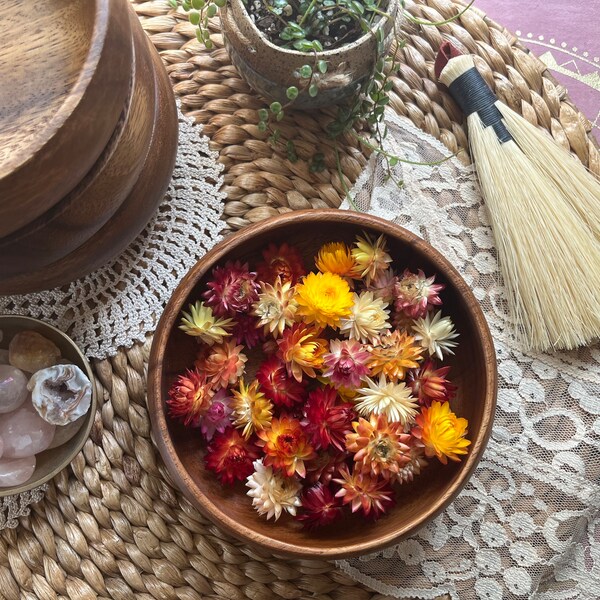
[295, 272, 353, 329]
[167, 369, 214, 426]
[246, 458, 302, 520]
[231, 379, 273, 439]
[256, 243, 305, 285]
[256, 356, 307, 408]
[203, 260, 259, 316]
[407, 359, 457, 406]
[205, 427, 260, 485]
[301, 386, 355, 451]
[367, 331, 424, 381]
[346, 413, 411, 479]
[412, 401, 470, 464]
[339, 291, 391, 344]
[179, 301, 233, 345]
[394, 269, 444, 319]
[257, 415, 316, 478]
[355, 375, 419, 426]
[315, 242, 357, 278]
[334, 464, 395, 519]
[278, 323, 328, 382]
[412, 311, 459, 360]
[322, 339, 370, 389]
[296, 483, 344, 529]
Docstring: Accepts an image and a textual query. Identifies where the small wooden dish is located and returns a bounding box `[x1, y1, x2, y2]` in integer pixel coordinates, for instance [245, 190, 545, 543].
[0, 0, 132, 237]
[148, 210, 497, 559]
[0, 315, 97, 498]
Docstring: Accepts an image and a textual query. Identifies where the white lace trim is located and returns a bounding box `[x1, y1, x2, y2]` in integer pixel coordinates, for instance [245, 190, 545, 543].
[0, 109, 225, 360]
[336, 109, 600, 600]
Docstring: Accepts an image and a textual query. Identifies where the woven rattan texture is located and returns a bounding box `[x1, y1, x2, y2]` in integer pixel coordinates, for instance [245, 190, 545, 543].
[1, 1, 598, 598]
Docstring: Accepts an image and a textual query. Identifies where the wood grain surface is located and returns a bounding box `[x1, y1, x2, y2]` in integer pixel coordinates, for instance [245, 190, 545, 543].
[0, 0, 131, 237]
[0, 30, 178, 295]
[147, 210, 498, 559]
[0, 14, 157, 278]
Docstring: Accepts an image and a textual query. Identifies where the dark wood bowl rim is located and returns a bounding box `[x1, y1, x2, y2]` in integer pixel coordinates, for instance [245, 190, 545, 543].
[148, 209, 497, 558]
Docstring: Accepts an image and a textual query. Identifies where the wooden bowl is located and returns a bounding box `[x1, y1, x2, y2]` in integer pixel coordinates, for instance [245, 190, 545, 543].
[0, 315, 97, 497]
[0, 31, 178, 295]
[0, 11, 157, 277]
[0, 0, 132, 237]
[148, 210, 497, 559]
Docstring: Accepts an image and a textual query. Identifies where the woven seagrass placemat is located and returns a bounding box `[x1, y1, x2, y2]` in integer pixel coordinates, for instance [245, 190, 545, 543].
[1, 1, 598, 599]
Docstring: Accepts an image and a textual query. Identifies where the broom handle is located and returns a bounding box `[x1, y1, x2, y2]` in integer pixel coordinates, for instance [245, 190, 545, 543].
[447, 69, 514, 144]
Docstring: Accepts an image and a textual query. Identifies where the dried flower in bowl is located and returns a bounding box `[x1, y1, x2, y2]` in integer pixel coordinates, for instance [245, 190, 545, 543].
[162, 230, 473, 530]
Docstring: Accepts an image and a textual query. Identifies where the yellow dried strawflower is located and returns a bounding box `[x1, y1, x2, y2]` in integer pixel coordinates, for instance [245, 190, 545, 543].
[315, 242, 357, 278]
[179, 301, 233, 345]
[232, 379, 273, 439]
[295, 272, 353, 329]
[351, 233, 392, 284]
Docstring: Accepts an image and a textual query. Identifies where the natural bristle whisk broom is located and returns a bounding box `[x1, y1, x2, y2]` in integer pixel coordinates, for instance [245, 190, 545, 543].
[434, 42, 600, 352]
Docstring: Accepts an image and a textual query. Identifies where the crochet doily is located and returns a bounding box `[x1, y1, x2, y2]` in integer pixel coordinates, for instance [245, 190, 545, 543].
[336, 110, 600, 600]
[0, 109, 225, 360]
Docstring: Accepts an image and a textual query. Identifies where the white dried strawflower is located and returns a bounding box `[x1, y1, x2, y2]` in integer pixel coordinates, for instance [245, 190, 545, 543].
[412, 310, 459, 360]
[339, 291, 391, 344]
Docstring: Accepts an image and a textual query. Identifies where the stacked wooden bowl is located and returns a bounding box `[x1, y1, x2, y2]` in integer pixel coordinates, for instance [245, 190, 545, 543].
[0, 0, 178, 295]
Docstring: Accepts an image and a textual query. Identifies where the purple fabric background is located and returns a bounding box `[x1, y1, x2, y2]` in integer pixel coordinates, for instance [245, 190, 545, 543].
[475, 0, 600, 139]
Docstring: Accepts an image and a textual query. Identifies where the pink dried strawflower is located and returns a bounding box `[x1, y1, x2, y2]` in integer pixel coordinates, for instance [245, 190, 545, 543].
[203, 260, 259, 316]
[200, 391, 233, 441]
[366, 268, 397, 303]
[195, 339, 247, 389]
[407, 358, 457, 406]
[167, 369, 214, 426]
[394, 269, 444, 319]
[301, 386, 355, 452]
[256, 243, 305, 285]
[322, 339, 370, 389]
[205, 427, 260, 485]
[256, 356, 307, 408]
[334, 465, 395, 519]
[296, 483, 344, 529]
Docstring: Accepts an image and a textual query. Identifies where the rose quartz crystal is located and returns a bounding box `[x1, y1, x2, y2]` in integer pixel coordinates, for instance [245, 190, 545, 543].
[0, 365, 29, 414]
[9, 331, 61, 373]
[0, 400, 55, 458]
[0, 456, 36, 487]
[0, 349, 9, 364]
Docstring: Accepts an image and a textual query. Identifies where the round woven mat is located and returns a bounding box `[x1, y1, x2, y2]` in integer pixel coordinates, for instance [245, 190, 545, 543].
[2, 1, 598, 599]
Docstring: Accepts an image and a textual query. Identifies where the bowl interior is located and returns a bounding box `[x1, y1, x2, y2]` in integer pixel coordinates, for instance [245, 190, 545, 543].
[0, 0, 95, 173]
[0, 315, 96, 497]
[150, 211, 496, 557]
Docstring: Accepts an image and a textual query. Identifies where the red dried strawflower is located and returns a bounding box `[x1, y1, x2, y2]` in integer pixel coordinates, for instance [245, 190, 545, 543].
[407, 358, 457, 406]
[205, 427, 260, 485]
[296, 483, 344, 529]
[301, 386, 355, 452]
[256, 243, 305, 285]
[167, 369, 214, 426]
[257, 415, 316, 477]
[203, 260, 259, 316]
[232, 313, 263, 348]
[305, 451, 347, 485]
[256, 356, 307, 408]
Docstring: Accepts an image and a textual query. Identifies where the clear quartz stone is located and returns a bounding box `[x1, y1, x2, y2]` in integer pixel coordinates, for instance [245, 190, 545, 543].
[9, 331, 61, 373]
[0, 365, 29, 414]
[0, 455, 36, 488]
[0, 399, 56, 458]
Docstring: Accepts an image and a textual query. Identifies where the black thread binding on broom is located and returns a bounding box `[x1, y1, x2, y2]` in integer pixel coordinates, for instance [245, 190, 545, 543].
[448, 68, 513, 143]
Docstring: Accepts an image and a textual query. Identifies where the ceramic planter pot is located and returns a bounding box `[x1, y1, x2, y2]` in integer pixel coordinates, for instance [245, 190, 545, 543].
[220, 0, 399, 109]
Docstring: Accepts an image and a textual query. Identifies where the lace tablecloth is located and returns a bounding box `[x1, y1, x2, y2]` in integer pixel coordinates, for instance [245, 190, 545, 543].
[336, 111, 600, 600]
[1, 107, 599, 599]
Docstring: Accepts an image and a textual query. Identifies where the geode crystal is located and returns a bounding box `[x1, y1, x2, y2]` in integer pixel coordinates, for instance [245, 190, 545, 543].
[28, 364, 92, 426]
